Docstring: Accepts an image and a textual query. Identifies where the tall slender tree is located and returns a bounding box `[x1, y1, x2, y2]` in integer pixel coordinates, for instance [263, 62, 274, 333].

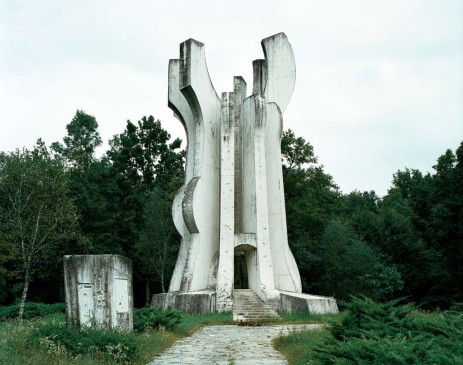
[0, 141, 79, 320]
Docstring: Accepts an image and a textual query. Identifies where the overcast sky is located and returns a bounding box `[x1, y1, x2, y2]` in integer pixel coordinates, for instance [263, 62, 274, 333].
[1, 0, 462, 196]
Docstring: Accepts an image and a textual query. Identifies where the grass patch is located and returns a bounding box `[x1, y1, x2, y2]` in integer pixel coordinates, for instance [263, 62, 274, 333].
[274, 297, 463, 365]
[0, 304, 233, 365]
[175, 312, 233, 334]
[0, 312, 181, 365]
[274, 328, 331, 365]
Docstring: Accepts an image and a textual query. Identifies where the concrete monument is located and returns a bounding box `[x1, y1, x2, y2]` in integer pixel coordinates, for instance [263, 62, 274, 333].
[64, 255, 133, 331]
[152, 33, 338, 316]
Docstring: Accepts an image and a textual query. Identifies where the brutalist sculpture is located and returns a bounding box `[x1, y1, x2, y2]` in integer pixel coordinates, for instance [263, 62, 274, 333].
[152, 33, 338, 315]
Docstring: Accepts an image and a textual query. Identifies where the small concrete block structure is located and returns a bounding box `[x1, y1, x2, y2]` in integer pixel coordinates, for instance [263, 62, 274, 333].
[64, 255, 133, 331]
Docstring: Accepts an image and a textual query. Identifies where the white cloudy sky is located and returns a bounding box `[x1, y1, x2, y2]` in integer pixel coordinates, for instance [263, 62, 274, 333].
[1, 0, 462, 196]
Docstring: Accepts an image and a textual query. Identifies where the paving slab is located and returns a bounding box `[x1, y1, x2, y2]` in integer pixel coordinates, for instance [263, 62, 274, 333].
[147, 324, 322, 365]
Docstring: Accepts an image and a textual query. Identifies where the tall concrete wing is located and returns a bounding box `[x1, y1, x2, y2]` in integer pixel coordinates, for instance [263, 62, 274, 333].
[152, 33, 338, 318]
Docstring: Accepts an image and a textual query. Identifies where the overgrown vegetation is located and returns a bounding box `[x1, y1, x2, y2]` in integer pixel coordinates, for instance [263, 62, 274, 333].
[28, 322, 138, 363]
[0, 305, 233, 365]
[133, 307, 182, 332]
[275, 297, 463, 365]
[0, 302, 65, 321]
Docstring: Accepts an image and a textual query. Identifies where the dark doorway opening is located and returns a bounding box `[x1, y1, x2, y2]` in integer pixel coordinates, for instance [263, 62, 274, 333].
[234, 253, 248, 289]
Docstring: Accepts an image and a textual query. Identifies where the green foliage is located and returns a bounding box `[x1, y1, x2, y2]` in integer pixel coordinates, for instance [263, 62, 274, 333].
[0, 302, 65, 321]
[28, 324, 137, 363]
[106, 116, 184, 303]
[276, 297, 463, 365]
[319, 297, 463, 364]
[107, 117, 182, 239]
[338, 188, 446, 305]
[274, 328, 331, 365]
[174, 312, 234, 335]
[280, 132, 462, 306]
[281, 129, 317, 169]
[135, 187, 179, 293]
[358, 264, 404, 300]
[281, 130, 341, 292]
[385, 142, 463, 306]
[52, 110, 119, 255]
[0, 239, 15, 304]
[133, 307, 182, 332]
[314, 220, 403, 300]
[51, 110, 102, 170]
[107, 116, 184, 196]
[278, 311, 344, 324]
[46, 113, 185, 304]
[0, 140, 80, 317]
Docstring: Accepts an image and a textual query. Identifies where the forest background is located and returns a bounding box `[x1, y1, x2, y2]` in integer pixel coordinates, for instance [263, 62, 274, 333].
[0, 110, 461, 311]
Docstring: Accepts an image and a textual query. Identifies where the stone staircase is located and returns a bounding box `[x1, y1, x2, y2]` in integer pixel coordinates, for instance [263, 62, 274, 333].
[233, 289, 280, 322]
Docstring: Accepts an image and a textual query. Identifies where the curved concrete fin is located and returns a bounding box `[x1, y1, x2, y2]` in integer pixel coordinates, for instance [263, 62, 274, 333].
[173, 39, 221, 293]
[168, 184, 189, 292]
[261, 32, 296, 113]
[168, 59, 195, 180]
[179, 39, 220, 123]
[182, 176, 200, 234]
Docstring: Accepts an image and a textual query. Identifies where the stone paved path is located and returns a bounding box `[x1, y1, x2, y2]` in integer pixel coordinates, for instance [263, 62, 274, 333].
[147, 324, 322, 365]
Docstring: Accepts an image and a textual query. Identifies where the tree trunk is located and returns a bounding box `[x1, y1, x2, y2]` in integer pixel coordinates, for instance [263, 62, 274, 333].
[145, 281, 151, 306]
[18, 268, 31, 322]
[161, 274, 165, 293]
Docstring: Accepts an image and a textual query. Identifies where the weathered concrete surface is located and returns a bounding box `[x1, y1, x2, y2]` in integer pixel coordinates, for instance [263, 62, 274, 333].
[233, 289, 279, 322]
[280, 291, 339, 314]
[151, 290, 216, 315]
[147, 324, 322, 365]
[63, 255, 133, 331]
[168, 39, 221, 295]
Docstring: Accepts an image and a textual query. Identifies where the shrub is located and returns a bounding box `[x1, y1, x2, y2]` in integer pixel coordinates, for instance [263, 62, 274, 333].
[315, 296, 463, 364]
[133, 307, 182, 332]
[275, 297, 463, 365]
[29, 324, 137, 363]
[0, 302, 65, 321]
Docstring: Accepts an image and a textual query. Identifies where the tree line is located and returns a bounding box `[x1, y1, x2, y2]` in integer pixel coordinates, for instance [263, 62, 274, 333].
[0, 110, 461, 316]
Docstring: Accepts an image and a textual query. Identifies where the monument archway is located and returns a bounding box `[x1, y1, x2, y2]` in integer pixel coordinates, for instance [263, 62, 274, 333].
[234, 244, 256, 290]
[233, 251, 248, 289]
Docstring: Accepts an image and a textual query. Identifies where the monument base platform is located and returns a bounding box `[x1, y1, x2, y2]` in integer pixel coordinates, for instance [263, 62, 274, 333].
[279, 291, 339, 314]
[151, 290, 216, 315]
[152, 289, 338, 315]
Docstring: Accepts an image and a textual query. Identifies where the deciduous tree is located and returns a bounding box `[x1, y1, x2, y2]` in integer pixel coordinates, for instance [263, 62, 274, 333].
[0, 141, 79, 320]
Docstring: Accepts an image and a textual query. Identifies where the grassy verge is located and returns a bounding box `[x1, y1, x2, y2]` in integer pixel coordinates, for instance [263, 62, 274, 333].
[176, 312, 234, 334]
[274, 327, 331, 365]
[0, 307, 233, 365]
[274, 297, 463, 365]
